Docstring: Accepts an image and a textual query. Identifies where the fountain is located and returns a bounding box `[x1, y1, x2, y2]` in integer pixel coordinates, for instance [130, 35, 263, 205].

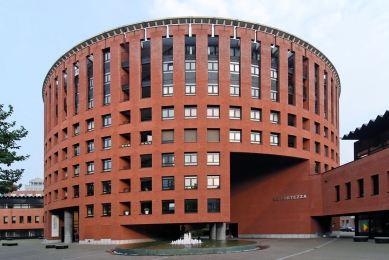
[171, 232, 202, 245]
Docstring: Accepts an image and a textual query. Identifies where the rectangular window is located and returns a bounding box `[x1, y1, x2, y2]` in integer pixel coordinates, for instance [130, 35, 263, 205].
[74, 164, 80, 177]
[73, 123, 80, 136]
[270, 133, 280, 146]
[208, 85, 219, 95]
[86, 205, 94, 217]
[315, 161, 320, 173]
[141, 154, 152, 168]
[3, 216, 8, 224]
[185, 84, 196, 95]
[162, 200, 175, 214]
[207, 175, 220, 189]
[27, 216, 31, 223]
[87, 119, 94, 131]
[230, 62, 240, 96]
[102, 181, 111, 194]
[73, 185, 79, 198]
[358, 178, 364, 198]
[314, 122, 320, 134]
[315, 142, 320, 154]
[162, 85, 173, 96]
[103, 159, 112, 172]
[12, 216, 16, 224]
[345, 182, 351, 200]
[162, 129, 174, 144]
[102, 203, 111, 216]
[185, 61, 196, 96]
[270, 111, 279, 124]
[162, 107, 174, 120]
[288, 114, 296, 126]
[372, 174, 379, 195]
[102, 114, 111, 127]
[102, 136, 111, 149]
[140, 108, 152, 122]
[184, 199, 198, 213]
[141, 177, 152, 191]
[207, 129, 220, 142]
[184, 106, 197, 119]
[184, 176, 198, 189]
[207, 106, 220, 118]
[87, 162, 94, 174]
[208, 198, 220, 213]
[162, 176, 174, 190]
[184, 152, 197, 166]
[87, 140, 94, 153]
[73, 144, 80, 156]
[184, 129, 197, 142]
[19, 216, 24, 224]
[229, 107, 241, 120]
[335, 185, 340, 201]
[251, 131, 261, 144]
[251, 108, 261, 121]
[86, 183, 94, 196]
[162, 153, 174, 167]
[208, 61, 218, 95]
[207, 152, 220, 165]
[35, 216, 39, 223]
[229, 130, 241, 143]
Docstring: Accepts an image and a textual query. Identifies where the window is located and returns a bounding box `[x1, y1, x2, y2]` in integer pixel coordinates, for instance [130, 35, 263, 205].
[102, 114, 111, 127]
[335, 185, 340, 202]
[102, 203, 111, 216]
[185, 61, 196, 95]
[86, 205, 94, 217]
[345, 182, 351, 200]
[229, 130, 241, 143]
[162, 107, 174, 120]
[103, 159, 111, 172]
[207, 175, 220, 189]
[163, 62, 173, 72]
[162, 85, 173, 96]
[208, 198, 220, 212]
[3, 216, 8, 224]
[73, 185, 79, 198]
[208, 85, 219, 95]
[315, 142, 320, 154]
[315, 161, 320, 173]
[184, 199, 198, 213]
[208, 61, 219, 96]
[229, 107, 241, 120]
[251, 65, 260, 98]
[324, 127, 328, 138]
[140, 108, 152, 122]
[162, 200, 175, 214]
[73, 144, 80, 156]
[12, 216, 16, 224]
[207, 152, 220, 165]
[86, 183, 94, 196]
[358, 179, 364, 198]
[287, 114, 296, 126]
[184, 152, 197, 166]
[207, 106, 220, 118]
[288, 135, 296, 148]
[162, 129, 174, 144]
[102, 181, 111, 194]
[87, 119, 94, 131]
[184, 106, 197, 119]
[184, 176, 198, 189]
[73, 123, 80, 136]
[162, 176, 174, 190]
[270, 111, 279, 124]
[19, 216, 24, 224]
[141, 154, 152, 168]
[251, 131, 261, 144]
[87, 140, 94, 153]
[314, 122, 320, 134]
[87, 162, 94, 174]
[141, 178, 152, 191]
[251, 108, 261, 121]
[270, 133, 280, 146]
[185, 85, 196, 95]
[35, 216, 39, 223]
[184, 129, 197, 142]
[207, 129, 220, 142]
[162, 153, 174, 167]
[102, 136, 111, 149]
[230, 62, 240, 96]
[74, 164, 80, 177]
[372, 174, 379, 195]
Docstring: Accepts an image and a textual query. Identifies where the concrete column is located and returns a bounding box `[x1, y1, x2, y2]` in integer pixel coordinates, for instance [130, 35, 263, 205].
[64, 210, 73, 243]
[209, 223, 217, 240]
[216, 222, 226, 240]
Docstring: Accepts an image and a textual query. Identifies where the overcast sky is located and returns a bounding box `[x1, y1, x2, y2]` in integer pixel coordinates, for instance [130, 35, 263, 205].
[1, 0, 388, 188]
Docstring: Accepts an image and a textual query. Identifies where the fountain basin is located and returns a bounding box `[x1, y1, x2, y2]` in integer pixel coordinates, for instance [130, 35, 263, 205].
[115, 239, 257, 255]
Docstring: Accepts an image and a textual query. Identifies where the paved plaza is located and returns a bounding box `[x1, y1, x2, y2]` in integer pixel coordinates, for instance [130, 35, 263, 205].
[1, 235, 389, 260]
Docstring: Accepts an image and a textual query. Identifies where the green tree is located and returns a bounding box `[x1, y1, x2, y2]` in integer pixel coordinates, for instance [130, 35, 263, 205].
[0, 104, 29, 194]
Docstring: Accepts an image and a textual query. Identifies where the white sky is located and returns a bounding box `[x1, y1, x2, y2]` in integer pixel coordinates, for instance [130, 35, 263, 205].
[1, 0, 388, 187]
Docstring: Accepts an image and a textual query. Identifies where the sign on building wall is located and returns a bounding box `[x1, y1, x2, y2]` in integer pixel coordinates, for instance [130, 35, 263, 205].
[52, 215, 59, 237]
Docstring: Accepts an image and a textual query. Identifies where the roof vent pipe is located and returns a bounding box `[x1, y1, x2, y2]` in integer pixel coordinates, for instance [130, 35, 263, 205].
[189, 23, 192, 37]
[144, 28, 148, 41]
[233, 26, 237, 39]
[211, 24, 214, 37]
[166, 25, 169, 38]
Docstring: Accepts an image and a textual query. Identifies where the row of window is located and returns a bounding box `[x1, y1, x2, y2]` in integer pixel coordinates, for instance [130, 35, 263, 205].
[86, 198, 221, 217]
[46, 176, 219, 195]
[3, 216, 40, 224]
[334, 174, 384, 201]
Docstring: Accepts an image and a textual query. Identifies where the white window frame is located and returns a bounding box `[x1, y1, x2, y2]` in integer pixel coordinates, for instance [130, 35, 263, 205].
[185, 61, 196, 71]
[270, 111, 279, 124]
[74, 144, 80, 156]
[102, 136, 111, 149]
[87, 162, 94, 174]
[270, 133, 280, 146]
[229, 130, 241, 143]
[74, 124, 80, 136]
[251, 109, 261, 121]
[207, 175, 220, 189]
[162, 85, 173, 96]
[229, 107, 241, 120]
[87, 119, 94, 131]
[184, 106, 197, 119]
[184, 152, 198, 166]
[208, 61, 218, 71]
[74, 165, 80, 177]
[251, 131, 261, 144]
[103, 115, 111, 127]
[184, 176, 198, 189]
[103, 159, 112, 172]
[87, 140, 94, 153]
[207, 152, 220, 165]
[230, 85, 240, 96]
[163, 62, 173, 72]
[208, 85, 219, 95]
[185, 84, 196, 95]
[162, 107, 174, 120]
[207, 106, 220, 118]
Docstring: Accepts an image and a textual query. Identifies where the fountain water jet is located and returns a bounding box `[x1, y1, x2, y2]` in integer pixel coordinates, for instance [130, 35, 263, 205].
[171, 232, 202, 245]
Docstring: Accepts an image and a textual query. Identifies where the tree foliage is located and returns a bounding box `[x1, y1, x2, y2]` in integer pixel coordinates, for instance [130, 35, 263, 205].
[0, 104, 29, 194]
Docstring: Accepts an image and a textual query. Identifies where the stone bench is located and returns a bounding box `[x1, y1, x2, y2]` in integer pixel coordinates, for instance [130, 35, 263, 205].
[2, 243, 18, 246]
[46, 244, 56, 248]
[374, 237, 389, 243]
[353, 236, 369, 242]
[55, 245, 69, 249]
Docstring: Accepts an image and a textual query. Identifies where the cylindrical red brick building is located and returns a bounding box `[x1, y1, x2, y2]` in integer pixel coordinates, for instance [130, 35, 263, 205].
[42, 17, 340, 243]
